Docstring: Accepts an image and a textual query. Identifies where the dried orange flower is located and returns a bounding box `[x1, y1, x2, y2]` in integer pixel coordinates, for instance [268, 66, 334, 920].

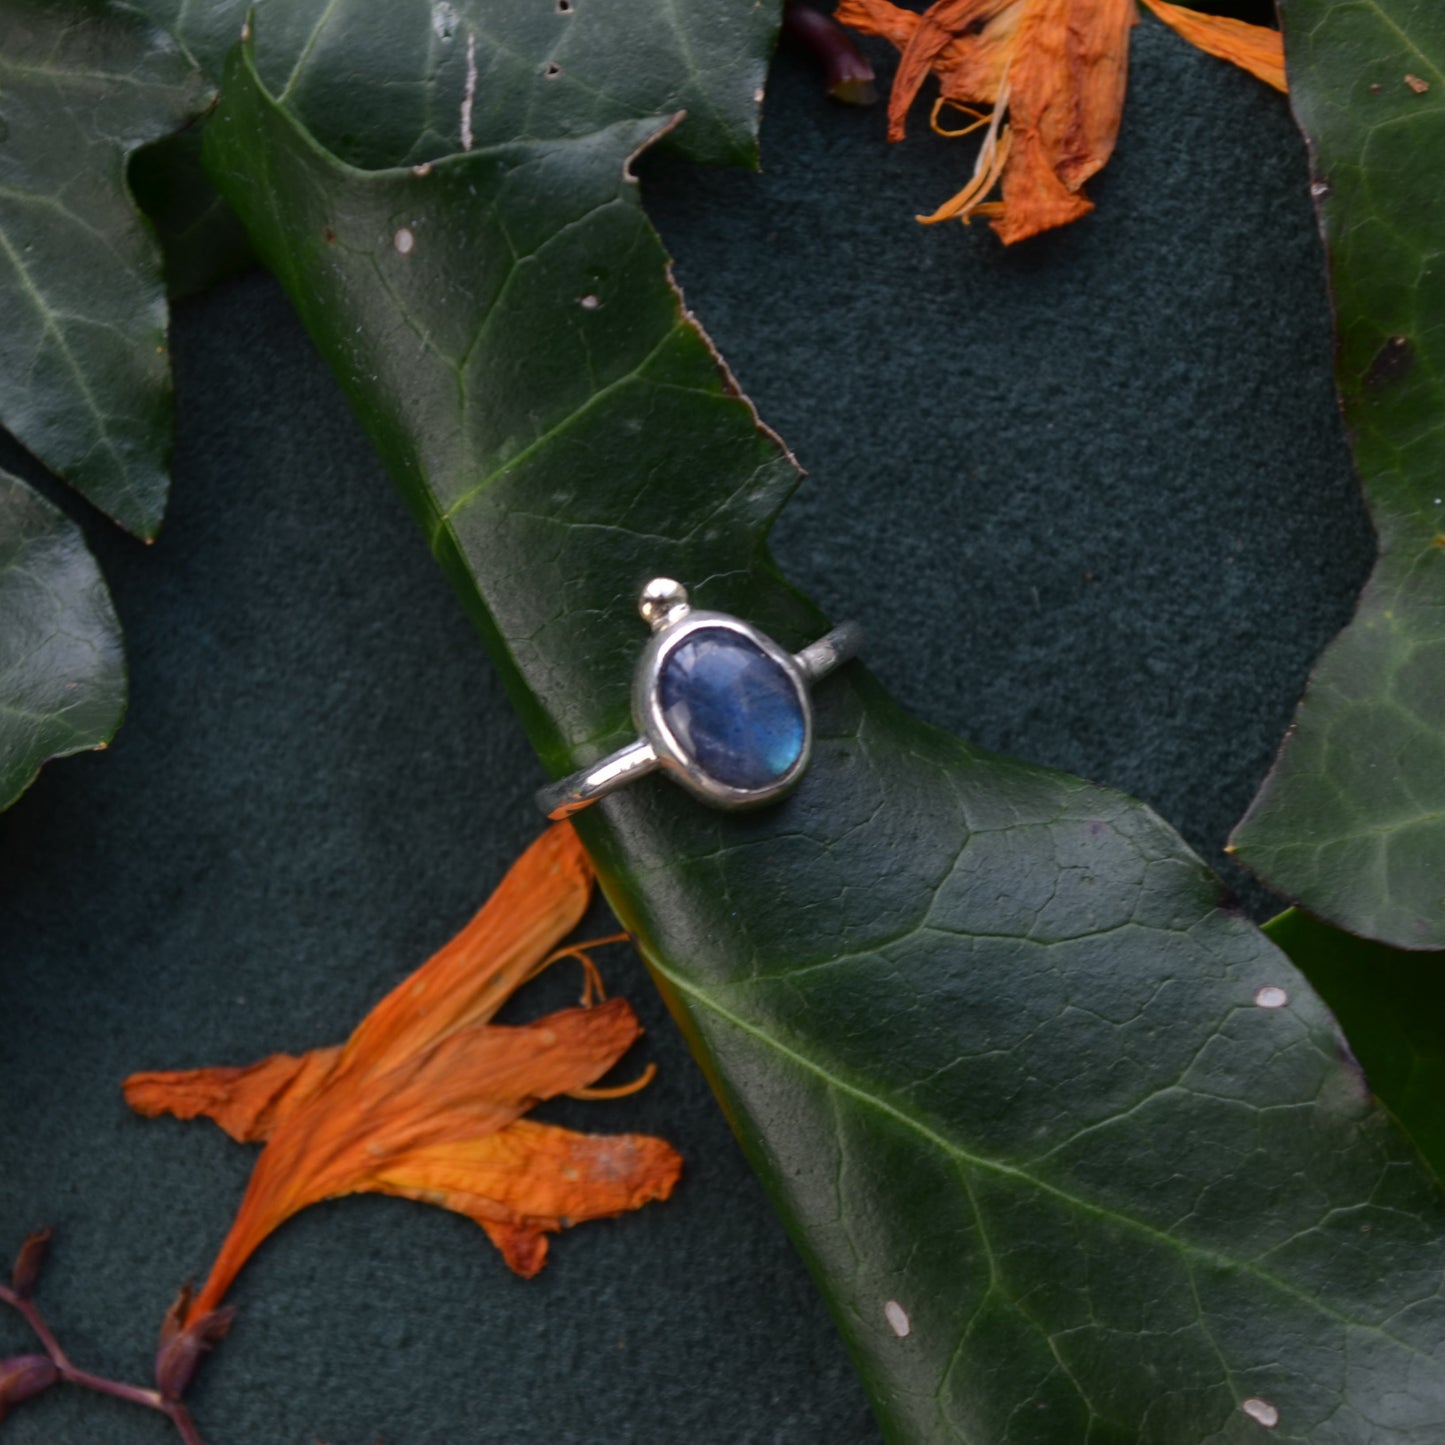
[836, 0, 1287, 243]
[125, 823, 681, 1324]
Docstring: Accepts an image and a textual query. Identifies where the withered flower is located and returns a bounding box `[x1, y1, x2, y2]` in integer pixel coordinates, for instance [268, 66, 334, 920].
[837, 0, 1287, 242]
[126, 823, 681, 1324]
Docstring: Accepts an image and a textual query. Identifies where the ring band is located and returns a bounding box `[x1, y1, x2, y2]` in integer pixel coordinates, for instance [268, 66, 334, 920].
[536, 578, 862, 819]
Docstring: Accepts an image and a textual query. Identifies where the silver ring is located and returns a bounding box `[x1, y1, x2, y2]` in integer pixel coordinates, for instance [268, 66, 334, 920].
[536, 578, 862, 819]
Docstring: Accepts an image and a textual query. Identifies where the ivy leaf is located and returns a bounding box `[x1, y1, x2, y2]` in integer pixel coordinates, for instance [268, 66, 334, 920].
[129, 129, 254, 299]
[1229, 3, 1445, 948]
[1265, 907, 1445, 1188]
[0, 0, 206, 539]
[205, 36, 1445, 1443]
[0, 469, 125, 811]
[146, 0, 772, 166]
[125, 0, 776, 294]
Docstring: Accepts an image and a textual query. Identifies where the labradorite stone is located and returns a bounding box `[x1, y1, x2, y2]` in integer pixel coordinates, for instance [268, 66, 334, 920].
[658, 627, 805, 789]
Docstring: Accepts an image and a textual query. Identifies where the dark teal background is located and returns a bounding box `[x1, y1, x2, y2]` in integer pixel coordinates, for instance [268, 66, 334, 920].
[0, 23, 1371, 1444]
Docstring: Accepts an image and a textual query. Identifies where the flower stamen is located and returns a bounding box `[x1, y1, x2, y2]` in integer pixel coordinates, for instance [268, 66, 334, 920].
[526, 931, 631, 1005]
[568, 1062, 659, 1101]
[918, 79, 1014, 225]
[930, 98, 993, 138]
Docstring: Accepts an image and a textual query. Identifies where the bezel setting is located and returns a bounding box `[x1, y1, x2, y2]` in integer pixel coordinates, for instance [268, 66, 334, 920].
[632, 609, 814, 809]
[533, 576, 859, 821]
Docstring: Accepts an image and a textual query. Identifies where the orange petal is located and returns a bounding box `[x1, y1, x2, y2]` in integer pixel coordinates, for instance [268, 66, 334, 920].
[1139, 0, 1286, 92]
[976, 0, 1131, 243]
[185, 998, 643, 1319]
[935, 5, 1022, 110]
[369, 1119, 684, 1278]
[124, 1047, 341, 1143]
[127, 825, 594, 1149]
[837, 0, 1019, 114]
[124, 830, 603, 1148]
[992, 126, 1096, 242]
[833, 0, 921, 49]
[337, 821, 594, 1079]
[889, 0, 1016, 142]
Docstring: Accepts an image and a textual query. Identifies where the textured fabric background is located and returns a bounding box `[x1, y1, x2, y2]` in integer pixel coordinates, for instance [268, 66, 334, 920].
[0, 23, 1371, 1445]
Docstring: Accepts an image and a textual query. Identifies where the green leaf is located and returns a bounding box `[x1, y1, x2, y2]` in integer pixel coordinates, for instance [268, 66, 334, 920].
[0, 468, 126, 810]
[205, 37, 1445, 1443]
[0, 0, 206, 539]
[127, 0, 776, 295]
[1265, 907, 1445, 1188]
[129, 129, 255, 299]
[187, 0, 773, 166]
[1229, 4, 1445, 948]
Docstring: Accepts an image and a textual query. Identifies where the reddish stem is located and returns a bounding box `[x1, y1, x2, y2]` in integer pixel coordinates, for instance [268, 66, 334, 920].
[169, 1400, 207, 1445]
[782, 3, 879, 106]
[0, 1280, 207, 1442]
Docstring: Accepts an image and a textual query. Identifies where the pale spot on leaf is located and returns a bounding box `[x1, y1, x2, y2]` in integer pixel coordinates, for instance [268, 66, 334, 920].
[1242, 1397, 1279, 1428]
[884, 1300, 910, 1338]
[1254, 986, 1288, 1009]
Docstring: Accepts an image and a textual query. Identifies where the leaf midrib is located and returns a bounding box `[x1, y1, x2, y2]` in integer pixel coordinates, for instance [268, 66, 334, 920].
[647, 953, 1436, 1365]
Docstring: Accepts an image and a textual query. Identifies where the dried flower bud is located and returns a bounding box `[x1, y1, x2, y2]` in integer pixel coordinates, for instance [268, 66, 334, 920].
[0, 1354, 59, 1419]
[154, 1305, 235, 1400]
[9, 1229, 52, 1300]
[782, 4, 878, 107]
[157, 1282, 194, 1351]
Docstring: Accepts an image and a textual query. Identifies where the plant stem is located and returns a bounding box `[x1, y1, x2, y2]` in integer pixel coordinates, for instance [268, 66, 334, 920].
[169, 1400, 206, 1445]
[0, 1280, 205, 1441]
[782, 3, 879, 106]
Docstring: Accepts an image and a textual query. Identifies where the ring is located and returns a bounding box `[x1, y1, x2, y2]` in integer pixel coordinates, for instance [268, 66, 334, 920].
[536, 578, 862, 819]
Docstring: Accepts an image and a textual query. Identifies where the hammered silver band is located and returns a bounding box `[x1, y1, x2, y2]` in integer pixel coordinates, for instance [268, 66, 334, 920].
[535, 580, 861, 820]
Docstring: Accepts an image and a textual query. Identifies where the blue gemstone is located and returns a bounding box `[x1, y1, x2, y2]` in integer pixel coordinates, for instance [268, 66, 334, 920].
[657, 627, 805, 789]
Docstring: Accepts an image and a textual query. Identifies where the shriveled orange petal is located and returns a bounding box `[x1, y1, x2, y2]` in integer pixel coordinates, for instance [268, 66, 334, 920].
[369, 1119, 684, 1278]
[127, 823, 594, 1143]
[130, 824, 680, 1328]
[889, 0, 1018, 142]
[833, 0, 922, 51]
[935, 6, 1023, 109]
[123, 927, 627, 1148]
[186, 997, 643, 1318]
[992, 125, 1096, 241]
[124, 1047, 341, 1143]
[338, 821, 594, 1079]
[837, 0, 1019, 114]
[981, 0, 1133, 242]
[1140, 0, 1286, 92]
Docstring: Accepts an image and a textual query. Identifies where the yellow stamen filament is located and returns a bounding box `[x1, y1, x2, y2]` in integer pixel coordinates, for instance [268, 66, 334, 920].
[524, 931, 631, 1005]
[930, 98, 993, 138]
[568, 1061, 659, 1100]
[918, 78, 1014, 225]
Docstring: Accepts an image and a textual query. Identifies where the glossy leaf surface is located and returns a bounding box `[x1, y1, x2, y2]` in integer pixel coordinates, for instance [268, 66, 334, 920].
[1230, 1, 1445, 948]
[1266, 907, 1445, 1187]
[139, 0, 772, 168]
[129, 0, 775, 295]
[0, 0, 204, 538]
[0, 470, 125, 811]
[205, 38, 1445, 1445]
